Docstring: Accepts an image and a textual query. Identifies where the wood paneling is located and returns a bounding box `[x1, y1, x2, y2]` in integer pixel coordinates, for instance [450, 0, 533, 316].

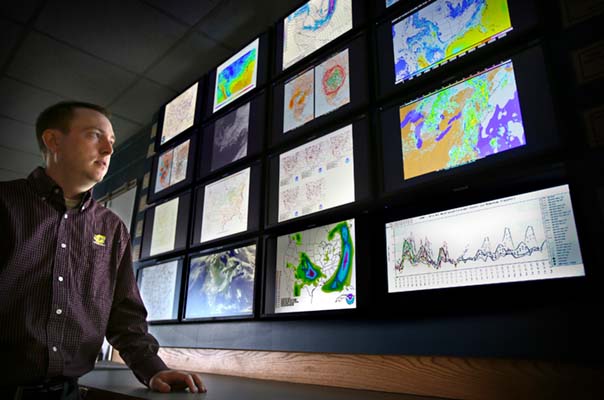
[143, 348, 602, 400]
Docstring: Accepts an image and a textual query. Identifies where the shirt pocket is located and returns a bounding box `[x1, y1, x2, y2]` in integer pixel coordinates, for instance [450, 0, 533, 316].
[71, 242, 114, 303]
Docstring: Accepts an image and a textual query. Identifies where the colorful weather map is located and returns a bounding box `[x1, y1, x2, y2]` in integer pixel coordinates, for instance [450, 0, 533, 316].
[284, 68, 315, 133]
[214, 38, 259, 113]
[385, 185, 585, 293]
[392, 0, 512, 83]
[275, 219, 356, 313]
[399, 60, 525, 180]
[315, 48, 350, 118]
[200, 167, 250, 243]
[278, 124, 355, 222]
[186, 244, 256, 319]
[283, 0, 353, 70]
[161, 83, 197, 144]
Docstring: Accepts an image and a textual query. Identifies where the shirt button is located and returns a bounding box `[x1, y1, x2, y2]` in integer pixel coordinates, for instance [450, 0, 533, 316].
[54, 188, 60, 194]
[64, 214, 68, 219]
[61, 243, 66, 249]
[58, 276, 64, 282]
[56, 309, 63, 315]
[52, 346, 58, 352]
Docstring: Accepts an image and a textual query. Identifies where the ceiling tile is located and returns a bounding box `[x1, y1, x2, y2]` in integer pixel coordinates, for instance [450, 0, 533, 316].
[196, 0, 271, 49]
[7, 32, 137, 105]
[0, 146, 43, 175]
[0, 18, 23, 67]
[0, 117, 38, 155]
[146, 31, 231, 90]
[0, 77, 65, 124]
[110, 114, 143, 149]
[110, 78, 176, 124]
[144, 0, 219, 26]
[0, 0, 42, 23]
[35, 0, 189, 74]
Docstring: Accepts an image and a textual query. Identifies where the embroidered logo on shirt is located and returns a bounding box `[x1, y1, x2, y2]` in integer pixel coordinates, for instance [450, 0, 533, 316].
[93, 234, 106, 247]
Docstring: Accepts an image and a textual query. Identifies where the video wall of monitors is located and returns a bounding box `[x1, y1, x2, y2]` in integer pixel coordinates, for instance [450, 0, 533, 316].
[271, 34, 369, 144]
[375, 0, 539, 98]
[135, 0, 592, 325]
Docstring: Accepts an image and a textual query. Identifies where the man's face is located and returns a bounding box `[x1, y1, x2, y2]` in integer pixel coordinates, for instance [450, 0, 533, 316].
[54, 108, 115, 187]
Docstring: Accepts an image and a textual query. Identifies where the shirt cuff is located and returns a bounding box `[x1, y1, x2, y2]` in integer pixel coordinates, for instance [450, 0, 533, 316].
[130, 355, 170, 387]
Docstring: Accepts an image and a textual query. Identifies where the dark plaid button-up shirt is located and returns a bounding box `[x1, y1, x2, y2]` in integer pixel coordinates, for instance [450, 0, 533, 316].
[0, 168, 168, 386]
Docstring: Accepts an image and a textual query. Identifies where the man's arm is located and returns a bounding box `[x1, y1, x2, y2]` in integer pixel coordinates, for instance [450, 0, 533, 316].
[105, 230, 205, 393]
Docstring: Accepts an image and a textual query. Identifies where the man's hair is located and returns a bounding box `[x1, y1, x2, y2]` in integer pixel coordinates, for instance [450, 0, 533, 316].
[36, 101, 111, 157]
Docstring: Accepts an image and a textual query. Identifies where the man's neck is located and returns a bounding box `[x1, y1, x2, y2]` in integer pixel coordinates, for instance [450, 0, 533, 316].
[44, 165, 92, 199]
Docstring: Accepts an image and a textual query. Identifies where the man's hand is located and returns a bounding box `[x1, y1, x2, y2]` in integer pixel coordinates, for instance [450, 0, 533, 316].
[149, 370, 207, 393]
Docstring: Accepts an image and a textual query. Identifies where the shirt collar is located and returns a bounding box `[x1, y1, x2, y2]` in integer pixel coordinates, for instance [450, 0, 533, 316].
[28, 167, 95, 212]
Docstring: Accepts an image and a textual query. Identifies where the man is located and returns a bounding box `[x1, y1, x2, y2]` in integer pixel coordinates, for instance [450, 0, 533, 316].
[0, 102, 206, 399]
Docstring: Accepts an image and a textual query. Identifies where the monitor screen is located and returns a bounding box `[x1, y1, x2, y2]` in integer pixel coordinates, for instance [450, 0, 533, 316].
[400, 59, 525, 180]
[278, 124, 355, 222]
[282, 0, 353, 71]
[385, 185, 586, 293]
[275, 219, 356, 314]
[185, 243, 256, 320]
[155, 139, 190, 193]
[149, 197, 179, 256]
[200, 167, 251, 243]
[283, 45, 351, 134]
[211, 102, 250, 172]
[213, 38, 260, 113]
[392, 0, 512, 84]
[137, 259, 183, 322]
[386, 0, 401, 7]
[161, 82, 198, 144]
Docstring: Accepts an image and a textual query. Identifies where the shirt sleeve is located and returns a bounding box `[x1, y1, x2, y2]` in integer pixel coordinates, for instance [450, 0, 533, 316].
[105, 228, 169, 386]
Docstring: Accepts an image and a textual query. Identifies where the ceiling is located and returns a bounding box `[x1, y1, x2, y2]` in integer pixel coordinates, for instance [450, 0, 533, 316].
[0, 0, 301, 182]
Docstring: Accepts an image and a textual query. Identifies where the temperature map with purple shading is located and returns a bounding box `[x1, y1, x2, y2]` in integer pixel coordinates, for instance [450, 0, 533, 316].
[399, 60, 525, 180]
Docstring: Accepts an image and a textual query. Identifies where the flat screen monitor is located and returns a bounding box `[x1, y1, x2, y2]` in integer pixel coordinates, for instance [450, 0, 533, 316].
[376, 0, 538, 97]
[380, 45, 559, 194]
[192, 163, 262, 246]
[157, 82, 202, 148]
[271, 219, 357, 314]
[204, 33, 269, 118]
[140, 191, 191, 260]
[148, 133, 196, 203]
[385, 184, 586, 293]
[275, 0, 366, 74]
[199, 91, 266, 179]
[271, 34, 368, 143]
[266, 118, 372, 227]
[137, 257, 184, 322]
[184, 241, 257, 321]
[386, 0, 401, 7]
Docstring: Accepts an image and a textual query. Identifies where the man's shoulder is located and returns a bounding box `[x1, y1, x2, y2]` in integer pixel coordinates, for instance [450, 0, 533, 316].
[0, 178, 31, 200]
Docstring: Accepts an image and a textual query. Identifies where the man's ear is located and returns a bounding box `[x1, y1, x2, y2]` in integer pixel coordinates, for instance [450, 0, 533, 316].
[41, 129, 62, 155]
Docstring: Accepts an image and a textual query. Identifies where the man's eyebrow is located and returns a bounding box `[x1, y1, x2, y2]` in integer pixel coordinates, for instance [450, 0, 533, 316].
[84, 126, 115, 141]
